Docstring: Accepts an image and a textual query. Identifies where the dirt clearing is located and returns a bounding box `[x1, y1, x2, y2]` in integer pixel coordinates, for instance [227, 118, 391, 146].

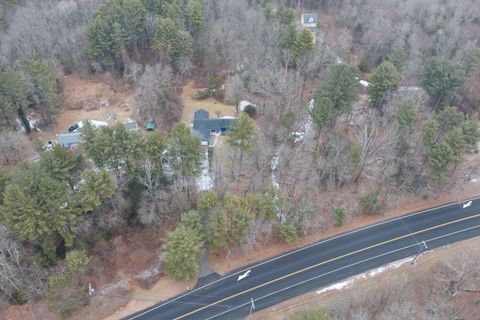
[180, 79, 236, 124]
[33, 75, 136, 143]
[103, 277, 197, 320]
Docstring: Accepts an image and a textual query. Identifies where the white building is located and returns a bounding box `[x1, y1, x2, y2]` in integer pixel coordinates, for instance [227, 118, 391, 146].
[301, 13, 318, 29]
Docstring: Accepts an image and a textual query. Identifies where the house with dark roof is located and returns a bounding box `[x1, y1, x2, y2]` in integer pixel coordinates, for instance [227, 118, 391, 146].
[57, 131, 81, 148]
[192, 109, 236, 145]
[301, 13, 318, 29]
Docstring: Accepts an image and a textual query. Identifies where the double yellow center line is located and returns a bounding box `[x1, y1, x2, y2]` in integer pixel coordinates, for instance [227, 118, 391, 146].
[176, 211, 480, 319]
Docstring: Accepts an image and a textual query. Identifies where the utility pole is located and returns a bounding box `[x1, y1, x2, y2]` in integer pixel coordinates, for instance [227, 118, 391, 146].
[249, 298, 255, 316]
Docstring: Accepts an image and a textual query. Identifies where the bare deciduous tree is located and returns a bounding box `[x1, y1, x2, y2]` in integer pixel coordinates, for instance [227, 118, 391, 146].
[0, 225, 24, 297]
[136, 63, 181, 131]
[138, 187, 193, 226]
[0, 131, 34, 166]
[1, 0, 101, 72]
[439, 251, 480, 296]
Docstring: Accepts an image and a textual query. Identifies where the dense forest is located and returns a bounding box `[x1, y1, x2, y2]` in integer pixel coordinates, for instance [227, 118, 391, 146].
[0, 0, 479, 319]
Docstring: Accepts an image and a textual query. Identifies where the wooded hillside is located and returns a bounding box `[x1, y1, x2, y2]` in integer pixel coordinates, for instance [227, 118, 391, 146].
[0, 0, 479, 318]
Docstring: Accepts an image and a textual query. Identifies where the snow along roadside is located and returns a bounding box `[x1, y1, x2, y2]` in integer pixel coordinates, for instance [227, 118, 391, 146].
[315, 256, 415, 295]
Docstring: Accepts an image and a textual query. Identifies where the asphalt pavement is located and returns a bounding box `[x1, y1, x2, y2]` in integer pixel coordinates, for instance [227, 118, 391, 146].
[126, 197, 480, 320]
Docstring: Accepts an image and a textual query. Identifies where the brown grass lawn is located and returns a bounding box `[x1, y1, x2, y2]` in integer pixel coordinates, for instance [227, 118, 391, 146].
[180, 79, 236, 124]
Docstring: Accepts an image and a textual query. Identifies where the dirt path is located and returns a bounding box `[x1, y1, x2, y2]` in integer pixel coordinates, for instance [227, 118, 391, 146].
[103, 278, 197, 320]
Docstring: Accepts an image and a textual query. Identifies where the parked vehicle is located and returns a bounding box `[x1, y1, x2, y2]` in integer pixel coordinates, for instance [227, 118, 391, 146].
[68, 123, 79, 132]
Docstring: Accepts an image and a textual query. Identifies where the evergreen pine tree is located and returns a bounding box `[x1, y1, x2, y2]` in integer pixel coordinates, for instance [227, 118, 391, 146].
[368, 61, 401, 110]
[293, 29, 314, 60]
[228, 114, 259, 153]
[168, 123, 203, 178]
[185, 0, 205, 35]
[316, 64, 358, 114]
[421, 58, 465, 110]
[164, 225, 203, 281]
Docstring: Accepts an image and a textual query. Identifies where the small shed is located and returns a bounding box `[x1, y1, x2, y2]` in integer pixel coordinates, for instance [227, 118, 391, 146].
[124, 121, 139, 131]
[146, 122, 155, 131]
[301, 13, 318, 29]
[57, 132, 81, 148]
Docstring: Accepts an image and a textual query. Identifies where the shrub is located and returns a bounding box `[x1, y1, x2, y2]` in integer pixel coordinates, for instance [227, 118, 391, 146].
[358, 191, 383, 215]
[213, 88, 225, 101]
[207, 76, 223, 90]
[332, 207, 347, 226]
[9, 290, 27, 305]
[243, 104, 257, 117]
[193, 88, 211, 100]
[47, 274, 88, 319]
[277, 221, 299, 244]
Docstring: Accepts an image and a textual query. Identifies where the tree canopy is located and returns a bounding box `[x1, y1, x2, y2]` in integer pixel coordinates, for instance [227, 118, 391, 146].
[293, 30, 314, 60]
[87, 0, 147, 70]
[316, 64, 358, 114]
[367, 61, 401, 109]
[168, 123, 203, 178]
[0, 68, 29, 132]
[228, 114, 259, 153]
[421, 58, 466, 110]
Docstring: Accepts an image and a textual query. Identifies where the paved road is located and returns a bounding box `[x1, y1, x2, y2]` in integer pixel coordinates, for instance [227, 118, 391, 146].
[127, 197, 480, 320]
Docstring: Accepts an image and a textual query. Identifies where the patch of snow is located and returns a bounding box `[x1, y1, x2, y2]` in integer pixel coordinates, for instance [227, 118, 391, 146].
[77, 120, 108, 129]
[271, 155, 279, 171]
[289, 131, 305, 143]
[134, 263, 162, 281]
[359, 80, 369, 87]
[308, 99, 314, 111]
[271, 153, 284, 222]
[16, 118, 42, 132]
[98, 279, 130, 295]
[316, 278, 356, 295]
[210, 134, 220, 147]
[398, 86, 422, 91]
[196, 148, 214, 191]
[316, 257, 413, 295]
[271, 155, 280, 192]
[289, 99, 314, 144]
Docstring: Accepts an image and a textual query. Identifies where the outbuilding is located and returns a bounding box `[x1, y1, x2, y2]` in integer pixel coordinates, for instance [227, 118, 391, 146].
[301, 13, 318, 29]
[57, 132, 81, 148]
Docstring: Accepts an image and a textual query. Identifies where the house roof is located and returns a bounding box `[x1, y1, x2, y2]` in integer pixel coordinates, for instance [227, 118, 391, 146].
[124, 121, 139, 130]
[57, 132, 81, 148]
[301, 13, 318, 25]
[194, 109, 209, 120]
[192, 109, 237, 142]
[146, 122, 155, 130]
[193, 118, 237, 141]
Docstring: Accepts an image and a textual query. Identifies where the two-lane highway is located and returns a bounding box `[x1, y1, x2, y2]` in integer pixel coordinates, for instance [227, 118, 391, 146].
[127, 197, 480, 320]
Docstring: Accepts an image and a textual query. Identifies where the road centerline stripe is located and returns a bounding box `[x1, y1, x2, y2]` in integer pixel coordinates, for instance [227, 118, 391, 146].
[205, 223, 480, 320]
[174, 211, 480, 319]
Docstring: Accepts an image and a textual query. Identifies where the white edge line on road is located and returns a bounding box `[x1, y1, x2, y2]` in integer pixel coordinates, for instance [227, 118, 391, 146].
[204, 223, 480, 320]
[127, 196, 480, 319]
